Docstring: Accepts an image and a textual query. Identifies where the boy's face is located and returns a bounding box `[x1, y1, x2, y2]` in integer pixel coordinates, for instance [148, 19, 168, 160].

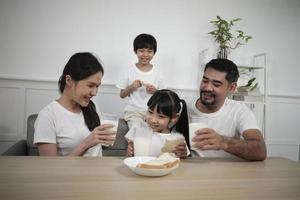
[135, 48, 155, 66]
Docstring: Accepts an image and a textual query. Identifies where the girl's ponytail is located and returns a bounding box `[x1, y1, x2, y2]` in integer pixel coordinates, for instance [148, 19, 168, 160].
[175, 99, 190, 150]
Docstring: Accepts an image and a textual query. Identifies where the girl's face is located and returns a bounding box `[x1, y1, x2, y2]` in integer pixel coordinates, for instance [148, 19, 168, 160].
[69, 72, 102, 107]
[135, 48, 155, 66]
[146, 105, 176, 133]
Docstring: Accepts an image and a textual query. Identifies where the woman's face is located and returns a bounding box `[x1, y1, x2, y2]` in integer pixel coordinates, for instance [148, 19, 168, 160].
[71, 72, 102, 107]
[146, 105, 172, 133]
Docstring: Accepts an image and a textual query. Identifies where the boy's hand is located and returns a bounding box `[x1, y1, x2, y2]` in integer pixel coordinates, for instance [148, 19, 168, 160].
[130, 80, 142, 91]
[145, 84, 156, 94]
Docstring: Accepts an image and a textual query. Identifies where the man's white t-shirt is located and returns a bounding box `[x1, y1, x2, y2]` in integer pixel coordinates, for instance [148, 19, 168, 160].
[33, 101, 102, 156]
[116, 65, 165, 111]
[188, 98, 260, 158]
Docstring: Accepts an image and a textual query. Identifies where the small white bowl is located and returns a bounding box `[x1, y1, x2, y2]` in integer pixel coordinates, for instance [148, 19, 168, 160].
[123, 156, 179, 177]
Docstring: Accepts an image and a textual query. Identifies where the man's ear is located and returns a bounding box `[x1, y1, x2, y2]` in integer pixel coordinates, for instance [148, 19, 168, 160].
[65, 75, 73, 87]
[228, 82, 237, 93]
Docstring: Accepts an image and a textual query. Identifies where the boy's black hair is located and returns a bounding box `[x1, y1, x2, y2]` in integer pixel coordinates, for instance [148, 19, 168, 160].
[147, 89, 190, 150]
[204, 58, 239, 83]
[133, 33, 157, 53]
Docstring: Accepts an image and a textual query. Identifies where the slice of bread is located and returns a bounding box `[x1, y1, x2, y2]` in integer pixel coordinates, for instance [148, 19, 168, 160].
[136, 153, 180, 169]
[161, 138, 185, 153]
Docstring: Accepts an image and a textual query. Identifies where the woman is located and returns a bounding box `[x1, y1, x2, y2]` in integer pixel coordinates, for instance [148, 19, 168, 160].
[33, 52, 116, 156]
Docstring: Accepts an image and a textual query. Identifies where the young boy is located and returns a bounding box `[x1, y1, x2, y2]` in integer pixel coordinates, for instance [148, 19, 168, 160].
[117, 33, 165, 128]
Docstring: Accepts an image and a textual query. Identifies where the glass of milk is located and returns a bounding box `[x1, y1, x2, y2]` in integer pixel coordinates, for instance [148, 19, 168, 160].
[133, 123, 153, 156]
[100, 113, 119, 146]
[189, 122, 207, 150]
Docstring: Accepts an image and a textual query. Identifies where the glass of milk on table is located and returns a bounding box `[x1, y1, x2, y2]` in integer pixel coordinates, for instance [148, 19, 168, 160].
[133, 123, 153, 156]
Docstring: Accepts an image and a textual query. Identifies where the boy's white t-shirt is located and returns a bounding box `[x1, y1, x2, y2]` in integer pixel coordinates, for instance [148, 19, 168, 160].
[116, 65, 165, 110]
[188, 98, 260, 158]
[33, 101, 102, 156]
[125, 121, 189, 157]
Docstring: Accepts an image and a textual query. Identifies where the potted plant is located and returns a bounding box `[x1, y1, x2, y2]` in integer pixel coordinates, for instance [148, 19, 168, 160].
[208, 16, 252, 59]
[237, 77, 258, 93]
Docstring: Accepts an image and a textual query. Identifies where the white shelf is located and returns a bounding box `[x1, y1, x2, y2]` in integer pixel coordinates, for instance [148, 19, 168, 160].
[232, 53, 267, 138]
[237, 65, 264, 70]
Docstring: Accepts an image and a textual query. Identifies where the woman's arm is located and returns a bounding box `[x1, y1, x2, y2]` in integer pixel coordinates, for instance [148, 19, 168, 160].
[37, 143, 58, 156]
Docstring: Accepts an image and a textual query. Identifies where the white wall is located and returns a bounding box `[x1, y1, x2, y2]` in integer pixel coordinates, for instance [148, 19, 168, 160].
[0, 0, 300, 94]
[1, 0, 300, 161]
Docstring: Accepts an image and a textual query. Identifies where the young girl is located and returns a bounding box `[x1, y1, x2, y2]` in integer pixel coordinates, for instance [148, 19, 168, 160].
[126, 89, 190, 158]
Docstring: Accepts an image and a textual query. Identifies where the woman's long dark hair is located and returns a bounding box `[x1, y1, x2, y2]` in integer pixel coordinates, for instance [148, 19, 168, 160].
[147, 89, 190, 150]
[58, 52, 104, 131]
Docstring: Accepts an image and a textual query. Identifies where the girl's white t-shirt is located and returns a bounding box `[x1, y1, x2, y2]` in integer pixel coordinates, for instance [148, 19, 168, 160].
[125, 121, 188, 157]
[33, 101, 102, 156]
[116, 65, 165, 110]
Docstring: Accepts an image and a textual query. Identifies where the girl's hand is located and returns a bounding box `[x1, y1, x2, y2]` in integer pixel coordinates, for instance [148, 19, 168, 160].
[126, 140, 134, 157]
[173, 142, 188, 158]
[145, 84, 156, 94]
[83, 124, 116, 149]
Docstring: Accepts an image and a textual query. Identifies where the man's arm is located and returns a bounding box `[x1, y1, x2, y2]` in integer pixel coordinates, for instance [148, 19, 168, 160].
[194, 128, 267, 161]
[222, 129, 267, 161]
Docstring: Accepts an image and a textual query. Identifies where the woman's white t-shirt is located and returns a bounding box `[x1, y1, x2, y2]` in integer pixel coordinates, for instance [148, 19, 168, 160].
[33, 101, 102, 156]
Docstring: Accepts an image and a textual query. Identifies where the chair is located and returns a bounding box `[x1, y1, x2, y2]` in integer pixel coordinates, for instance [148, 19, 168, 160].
[3, 114, 129, 156]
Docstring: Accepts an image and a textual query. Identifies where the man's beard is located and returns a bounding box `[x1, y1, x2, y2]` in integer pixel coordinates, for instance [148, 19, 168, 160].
[200, 91, 215, 106]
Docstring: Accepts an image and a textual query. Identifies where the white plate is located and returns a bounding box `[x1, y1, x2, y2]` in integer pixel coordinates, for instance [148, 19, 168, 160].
[123, 156, 179, 177]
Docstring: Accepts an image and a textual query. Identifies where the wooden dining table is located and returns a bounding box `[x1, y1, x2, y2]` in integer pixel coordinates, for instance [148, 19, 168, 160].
[0, 156, 299, 200]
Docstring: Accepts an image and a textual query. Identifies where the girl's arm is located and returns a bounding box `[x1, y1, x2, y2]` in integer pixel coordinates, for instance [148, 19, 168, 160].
[173, 142, 189, 158]
[126, 140, 134, 156]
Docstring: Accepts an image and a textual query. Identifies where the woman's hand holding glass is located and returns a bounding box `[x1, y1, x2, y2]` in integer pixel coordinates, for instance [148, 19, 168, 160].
[84, 124, 116, 148]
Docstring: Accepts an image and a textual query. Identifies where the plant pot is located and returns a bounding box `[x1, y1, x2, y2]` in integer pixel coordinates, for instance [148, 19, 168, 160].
[217, 48, 228, 59]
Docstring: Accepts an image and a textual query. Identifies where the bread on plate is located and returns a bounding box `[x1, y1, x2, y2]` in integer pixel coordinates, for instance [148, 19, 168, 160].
[136, 153, 180, 169]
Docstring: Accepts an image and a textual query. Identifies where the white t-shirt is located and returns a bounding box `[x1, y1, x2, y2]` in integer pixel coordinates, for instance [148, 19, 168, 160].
[188, 98, 260, 158]
[125, 121, 188, 157]
[33, 101, 102, 156]
[116, 65, 165, 110]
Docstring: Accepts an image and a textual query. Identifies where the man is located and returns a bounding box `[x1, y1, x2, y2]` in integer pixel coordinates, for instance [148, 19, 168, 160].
[189, 59, 266, 161]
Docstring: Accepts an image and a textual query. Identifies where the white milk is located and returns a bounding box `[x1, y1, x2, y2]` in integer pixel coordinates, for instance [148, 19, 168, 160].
[134, 137, 151, 156]
[101, 120, 118, 132]
[101, 119, 118, 147]
[189, 122, 207, 149]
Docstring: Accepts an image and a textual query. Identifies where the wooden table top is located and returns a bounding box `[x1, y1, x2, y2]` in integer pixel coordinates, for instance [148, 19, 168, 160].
[0, 156, 299, 200]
